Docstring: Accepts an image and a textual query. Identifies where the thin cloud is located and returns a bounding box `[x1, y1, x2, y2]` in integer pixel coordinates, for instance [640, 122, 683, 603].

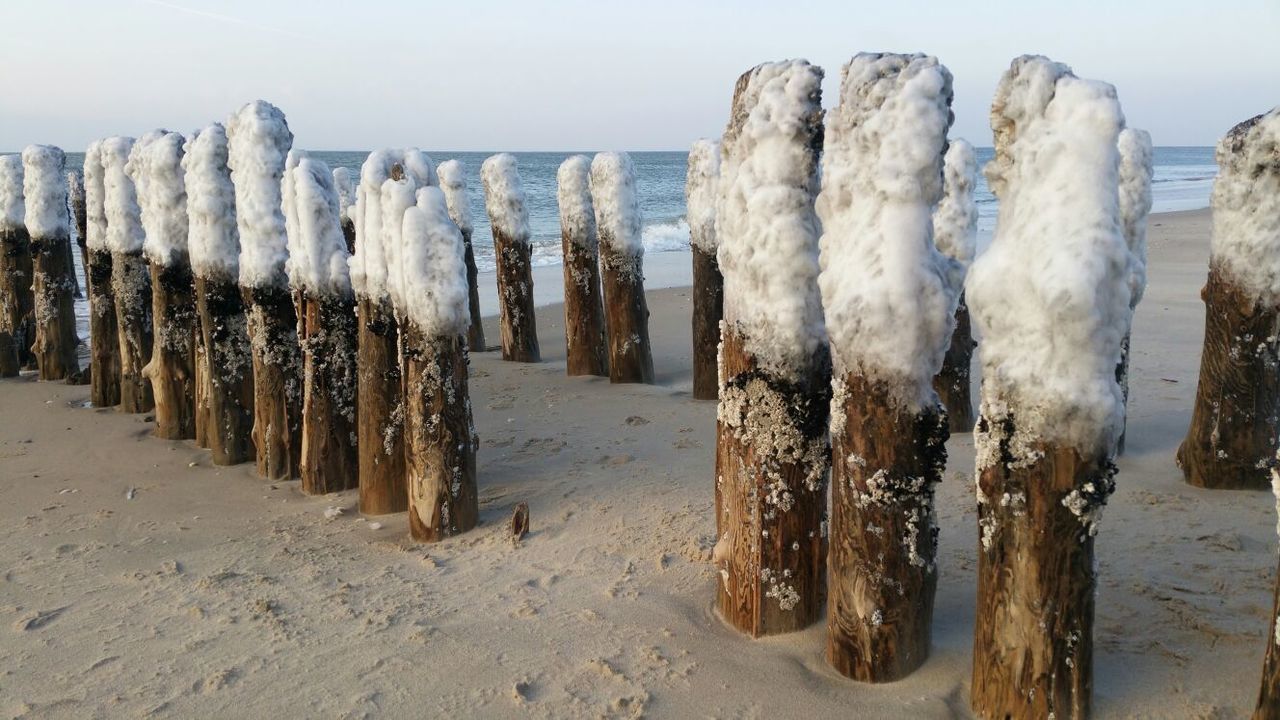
[137, 0, 316, 41]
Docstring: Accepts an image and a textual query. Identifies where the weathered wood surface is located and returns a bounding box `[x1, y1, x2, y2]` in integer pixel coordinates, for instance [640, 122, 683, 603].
[1256, 553, 1280, 720]
[30, 233, 81, 381]
[971, 414, 1116, 720]
[492, 228, 539, 362]
[87, 249, 121, 405]
[1177, 267, 1280, 490]
[340, 217, 356, 255]
[403, 328, 478, 542]
[462, 225, 486, 353]
[143, 263, 197, 439]
[243, 285, 302, 480]
[713, 327, 830, 637]
[827, 374, 947, 682]
[357, 296, 407, 515]
[561, 227, 607, 377]
[195, 275, 254, 465]
[933, 293, 974, 432]
[600, 247, 653, 384]
[297, 291, 358, 495]
[691, 245, 722, 399]
[112, 250, 154, 412]
[1, 227, 36, 374]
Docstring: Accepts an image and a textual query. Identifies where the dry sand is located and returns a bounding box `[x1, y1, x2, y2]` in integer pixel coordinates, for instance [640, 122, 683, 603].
[0, 208, 1274, 718]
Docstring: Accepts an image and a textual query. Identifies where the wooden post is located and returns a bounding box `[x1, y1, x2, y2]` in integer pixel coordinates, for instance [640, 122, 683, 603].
[931, 139, 979, 432]
[555, 155, 607, 376]
[399, 189, 479, 542]
[933, 293, 974, 431]
[966, 55, 1128, 720]
[0, 155, 34, 376]
[227, 100, 301, 480]
[1257, 462, 1280, 719]
[186, 123, 254, 465]
[815, 53, 957, 682]
[591, 152, 653, 384]
[101, 136, 154, 412]
[283, 152, 359, 495]
[68, 171, 88, 299]
[1115, 128, 1153, 455]
[438, 160, 486, 352]
[135, 132, 198, 439]
[712, 60, 830, 637]
[687, 139, 722, 399]
[1178, 111, 1280, 490]
[481, 153, 539, 362]
[83, 143, 121, 405]
[23, 146, 81, 382]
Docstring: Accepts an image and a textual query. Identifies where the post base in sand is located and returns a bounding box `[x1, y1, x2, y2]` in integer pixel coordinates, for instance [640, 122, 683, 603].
[357, 296, 407, 515]
[601, 249, 653, 384]
[298, 291, 358, 496]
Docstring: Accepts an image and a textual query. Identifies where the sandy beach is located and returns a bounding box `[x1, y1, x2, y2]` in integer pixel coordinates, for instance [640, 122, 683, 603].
[0, 206, 1273, 718]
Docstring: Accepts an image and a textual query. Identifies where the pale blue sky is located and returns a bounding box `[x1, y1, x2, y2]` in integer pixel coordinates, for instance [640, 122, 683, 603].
[1, 0, 1276, 150]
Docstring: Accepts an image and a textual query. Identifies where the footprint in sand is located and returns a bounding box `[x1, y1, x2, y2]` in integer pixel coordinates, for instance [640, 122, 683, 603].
[13, 606, 68, 631]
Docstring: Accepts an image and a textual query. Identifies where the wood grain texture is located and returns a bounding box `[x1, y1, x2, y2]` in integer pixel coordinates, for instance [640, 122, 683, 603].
[561, 226, 607, 377]
[30, 233, 80, 381]
[111, 250, 154, 413]
[195, 275, 254, 465]
[493, 229, 539, 363]
[297, 291, 358, 495]
[826, 374, 946, 682]
[243, 285, 302, 480]
[1178, 266, 1280, 489]
[462, 226, 486, 353]
[356, 296, 407, 515]
[600, 248, 653, 384]
[933, 293, 974, 432]
[143, 263, 197, 439]
[87, 249, 121, 406]
[0, 227, 35, 373]
[691, 246, 723, 400]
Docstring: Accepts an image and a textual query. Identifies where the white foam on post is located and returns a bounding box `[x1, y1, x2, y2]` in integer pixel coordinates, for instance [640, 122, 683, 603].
[0, 155, 24, 232]
[332, 166, 356, 222]
[1209, 108, 1280, 306]
[282, 152, 351, 296]
[685, 138, 720, 253]
[125, 130, 165, 244]
[400, 186, 470, 337]
[480, 153, 530, 246]
[984, 54, 1074, 201]
[84, 142, 108, 251]
[349, 148, 438, 300]
[1118, 128, 1153, 309]
[966, 62, 1131, 454]
[100, 137, 144, 254]
[556, 155, 595, 248]
[933, 139, 979, 273]
[816, 53, 957, 410]
[380, 177, 417, 314]
[716, 59, 827, 380]
[226, 100, 293, 290]
[437, 160, 473, 236]
[182, 124, 239, 281]
[138, 132, 189, 267]
[589, 152, 643, 258]
[21, 145, 69, 239]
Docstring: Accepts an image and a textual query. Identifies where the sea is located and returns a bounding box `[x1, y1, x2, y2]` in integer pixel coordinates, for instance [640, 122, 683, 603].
[51, 146, 1217, 342]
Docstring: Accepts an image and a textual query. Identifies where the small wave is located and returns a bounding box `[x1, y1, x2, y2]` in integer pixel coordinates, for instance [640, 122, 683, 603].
[642, 219, 691, 253]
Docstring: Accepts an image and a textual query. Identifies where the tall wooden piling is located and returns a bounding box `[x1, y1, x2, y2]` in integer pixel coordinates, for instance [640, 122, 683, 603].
[0, 155, 33, 376]
[591, 152, 653, 384]
[481, 153, 538, 363]
[101, 137, 155, 412]
[437, 160, 485, 353]
[556, 155, 607, 376]
[687, 139, 722, 399]
[24, 146, 81, 381]
[931, 139, 979, 432]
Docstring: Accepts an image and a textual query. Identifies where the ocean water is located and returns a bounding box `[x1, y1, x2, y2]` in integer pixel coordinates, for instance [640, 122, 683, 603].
[58, 146, 1217, 275]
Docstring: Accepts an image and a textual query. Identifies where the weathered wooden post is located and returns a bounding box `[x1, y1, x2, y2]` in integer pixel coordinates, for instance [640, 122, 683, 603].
[931, 139, 979, 432]
[184, 124, 255, 465]
[1177, 108, 1280, 489]
[349, 149, 436, 515]
[399, 186, 479, 541]
[966, 55, 1130, 720]
[480, 153, 539, 363]
[227, 100, 301, 480]
[687, 139, 722, 399]
[132, 132, 198, 439]
[556, 155, 607, 376]
[332, 166, 356, 253]
[101, 136, 155, 412]
[1258, 458, 1280, 719]
[68, 171, 88, 299]
[23, 146, 81, 381]
[82, 142, 121, 405]
[590, 152, 654, 384]
[1116, 128, 1153, 455]
[0, 155, 33, 376]
[283, 151, 359, 495]
[816, 53, 956, 683]
[437, 160, 485, 352]
[712, 60, 830, 637]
